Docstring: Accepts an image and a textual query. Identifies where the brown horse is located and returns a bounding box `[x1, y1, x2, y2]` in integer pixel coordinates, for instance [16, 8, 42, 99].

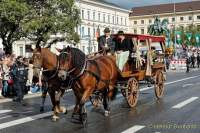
[58, 47, 119, 125]
[32, 46, 67, 121]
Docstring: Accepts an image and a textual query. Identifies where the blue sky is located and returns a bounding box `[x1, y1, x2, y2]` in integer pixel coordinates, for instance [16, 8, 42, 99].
[105, 0, 194, 9]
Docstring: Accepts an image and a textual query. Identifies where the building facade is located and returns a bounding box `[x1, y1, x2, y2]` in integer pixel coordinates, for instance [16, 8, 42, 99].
[1, 0, 130, 57]
[129, 1, 200, 35]
[76, 0, 130, 54]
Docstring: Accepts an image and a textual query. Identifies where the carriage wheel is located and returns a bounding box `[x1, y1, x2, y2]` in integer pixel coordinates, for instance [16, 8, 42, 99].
[126, 78, 139, 108]
[154, 70, 165, 99]
[89, 94, 103, 108]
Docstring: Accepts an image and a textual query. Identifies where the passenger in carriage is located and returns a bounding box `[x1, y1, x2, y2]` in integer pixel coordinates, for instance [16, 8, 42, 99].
[115, 31, 135, 71]
[98, 27, 115, 55]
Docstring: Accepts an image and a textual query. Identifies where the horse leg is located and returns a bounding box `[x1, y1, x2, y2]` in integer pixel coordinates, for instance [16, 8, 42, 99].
[79, 88, 93, 126]
[72, 90, 82, 119]
[103, 89, 110, 117]
[40, 88, 48, 112]
[48, 90, 59, 121]
[55, 89, 67, 114]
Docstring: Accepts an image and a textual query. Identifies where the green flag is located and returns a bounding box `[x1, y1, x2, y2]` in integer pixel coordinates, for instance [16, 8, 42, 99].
[185, 32, 192, 45]
[195, 33, 200, 46]
[176, 31, 182, 44]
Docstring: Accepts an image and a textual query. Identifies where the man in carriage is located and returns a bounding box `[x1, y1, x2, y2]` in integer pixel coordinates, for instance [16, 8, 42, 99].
[98, 27, 115, 55]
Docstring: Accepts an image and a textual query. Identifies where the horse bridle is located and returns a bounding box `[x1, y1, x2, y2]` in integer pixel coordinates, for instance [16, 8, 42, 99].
[33, 54, 60, 81]
[59, 51, 87, 79]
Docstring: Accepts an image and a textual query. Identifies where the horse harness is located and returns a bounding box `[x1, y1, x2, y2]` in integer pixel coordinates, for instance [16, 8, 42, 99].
[60, 53, 111, 89]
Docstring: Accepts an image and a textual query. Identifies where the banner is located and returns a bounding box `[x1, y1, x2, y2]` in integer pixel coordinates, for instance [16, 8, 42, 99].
[195, 33, 200, 46]
[185, 32, 192, 45]
[175, 31, 182, 44]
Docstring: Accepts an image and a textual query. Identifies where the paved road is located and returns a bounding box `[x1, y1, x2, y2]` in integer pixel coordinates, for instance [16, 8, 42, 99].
[0, 70, 200, 133]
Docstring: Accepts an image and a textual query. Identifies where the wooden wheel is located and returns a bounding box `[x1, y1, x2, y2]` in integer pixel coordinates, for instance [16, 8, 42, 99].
[154, 70, 165, 99]
[89, 93, 103, 108]
[126, 78, 139, 108]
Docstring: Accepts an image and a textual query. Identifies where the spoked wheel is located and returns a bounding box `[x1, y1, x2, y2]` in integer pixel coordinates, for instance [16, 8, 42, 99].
[154, 70, 165, 99]
[89, 93, 103, 108]
[126, 78, 139, 108]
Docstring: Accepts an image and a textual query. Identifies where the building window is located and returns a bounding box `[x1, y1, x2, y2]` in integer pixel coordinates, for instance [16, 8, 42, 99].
[19, 46, 23, 56]
[108, 15, 110, 23]
[134, 29, 137, 34]
[94, 46, 96, 52]
[121, 18, 123, 25]
[93, 28, 95, 37]
[141, 29, 144, 34]
[82, 10, 84, 19]
[180, 17, 184, 21]
[134, 21, 137, 24]
[149, 19, 152, 24]
[125, 18, 127, 26]
[87, 10, 90, 20]
[141, 20, 144, 24]
[93, 11, 95, 20]
[88, 27, 90, 36]
[117, 16, 119, 24]
[197, 16, 200, 20]
[172, 17, 175, 22]
[81, 26, 85, 37]
[82, 46, 85, 53]
[98, 13, 101, 21]
[103, 14, 105, 22]
[112, 16, 115, 24]
[188, 16, 192, 20]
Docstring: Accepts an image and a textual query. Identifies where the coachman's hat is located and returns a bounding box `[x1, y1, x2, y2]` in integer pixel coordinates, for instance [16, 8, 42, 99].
[104, 27, 110, 33]
[117, 30, 125, 35]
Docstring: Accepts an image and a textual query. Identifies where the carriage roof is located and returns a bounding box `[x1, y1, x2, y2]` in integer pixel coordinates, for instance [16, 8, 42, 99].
[113, 34, 165, 43]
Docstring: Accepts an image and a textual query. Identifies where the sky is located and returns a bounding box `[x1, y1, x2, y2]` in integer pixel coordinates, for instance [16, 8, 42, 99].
[105, 0, 195, 9]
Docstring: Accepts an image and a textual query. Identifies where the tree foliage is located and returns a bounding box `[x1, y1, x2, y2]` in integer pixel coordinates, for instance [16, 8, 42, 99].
[0, 0, 30, 54]
[0, 0, 80, 54]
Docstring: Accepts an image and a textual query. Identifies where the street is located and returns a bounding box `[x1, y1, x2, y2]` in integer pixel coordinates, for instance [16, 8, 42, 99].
[0, 70, 199, 133]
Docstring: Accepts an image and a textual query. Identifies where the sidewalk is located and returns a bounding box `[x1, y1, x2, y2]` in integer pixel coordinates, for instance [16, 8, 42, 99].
[0, 90, 41, 103]
[167, 68, 200, 73]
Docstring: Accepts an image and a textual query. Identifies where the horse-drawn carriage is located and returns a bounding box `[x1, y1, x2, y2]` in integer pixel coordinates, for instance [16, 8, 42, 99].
[32, 33, 166, 125]
[90, 34, 166, 108]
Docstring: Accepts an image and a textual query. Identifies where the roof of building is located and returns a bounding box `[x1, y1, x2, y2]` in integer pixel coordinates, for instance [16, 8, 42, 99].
[89, 0, 123, 9]
[130, 1, 200, 16]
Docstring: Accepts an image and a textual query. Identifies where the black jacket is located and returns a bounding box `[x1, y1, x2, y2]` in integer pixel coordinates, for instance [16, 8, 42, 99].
[115, 38, 133, 52]
[98, 35, 115, 52]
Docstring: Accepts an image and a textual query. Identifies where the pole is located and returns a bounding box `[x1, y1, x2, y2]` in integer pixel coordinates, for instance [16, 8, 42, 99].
[174, 1, 177, 59]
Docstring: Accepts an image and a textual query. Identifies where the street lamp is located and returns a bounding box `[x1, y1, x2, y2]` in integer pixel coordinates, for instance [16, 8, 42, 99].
[173, 1, 178, 59]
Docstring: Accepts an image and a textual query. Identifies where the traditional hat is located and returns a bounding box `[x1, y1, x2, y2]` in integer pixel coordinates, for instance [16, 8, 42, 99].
[117, 30, 125, 35]
[104, 27, 110, 33]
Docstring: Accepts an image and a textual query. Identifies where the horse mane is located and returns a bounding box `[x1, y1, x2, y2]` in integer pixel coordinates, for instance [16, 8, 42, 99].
[60, 47, 86, 71]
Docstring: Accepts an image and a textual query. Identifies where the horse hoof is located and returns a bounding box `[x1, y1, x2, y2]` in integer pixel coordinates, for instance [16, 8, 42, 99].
[40, 107, 44, 112]
[52, 116, 59, 122]
[81, 113, 88, 127]
[104, 110, 110, 117]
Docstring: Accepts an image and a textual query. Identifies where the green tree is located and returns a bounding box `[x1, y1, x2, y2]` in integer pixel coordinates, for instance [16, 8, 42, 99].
[0, 0, 30, 54]
[23, 0, 80, 48]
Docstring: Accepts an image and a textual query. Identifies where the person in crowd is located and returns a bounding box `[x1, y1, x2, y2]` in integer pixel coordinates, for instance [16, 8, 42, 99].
[98, 27, 115, 54]
[197, 53, 200, 68]
[26, 59, 33, 91]
[191, 53, 195, 68]
[186, 56, 190, 73]
[165, 57, 170, 70]
[1, 55, 11, 97]
[11, 56, 28, 103]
